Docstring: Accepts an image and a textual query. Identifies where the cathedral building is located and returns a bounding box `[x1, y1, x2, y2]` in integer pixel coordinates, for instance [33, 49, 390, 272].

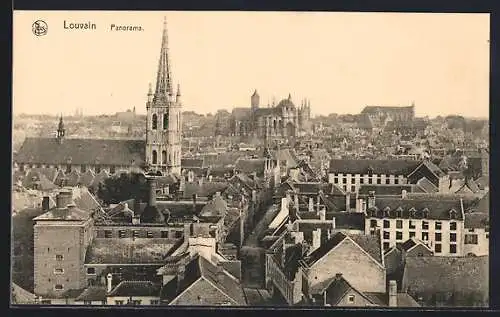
[229, 91, 311, 139]
[14, 18, 182, 177]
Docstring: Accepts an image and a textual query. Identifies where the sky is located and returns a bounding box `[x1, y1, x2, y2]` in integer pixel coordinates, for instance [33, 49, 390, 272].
[13, 11, 490, 118]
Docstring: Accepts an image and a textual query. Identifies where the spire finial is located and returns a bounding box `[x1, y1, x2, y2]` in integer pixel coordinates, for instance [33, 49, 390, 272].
[288, 93, 292, 100]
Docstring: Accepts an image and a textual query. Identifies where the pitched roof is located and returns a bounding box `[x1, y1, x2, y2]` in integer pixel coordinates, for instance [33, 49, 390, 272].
[416, 177, 438, 193]
[182, 158, 205, 169]
[329, 159, 421, 175]
[84, 238, 181, 264]
[22, 171, 57, 191]
[75, 287, 106, 301]
[73, 189, 101, 212]
[402, 256, 488, 296]
[231, 108, 252, 121]
[464, 212, 489, 229]
[15, 137, 145, 166]
[235, 158, 266, 176]
[200, 195, 228, 218]
[78, 170, 96, 187]
[182, 182, 228, 199]
[305, 232, 382, 267]
[33, 205, 90, 221]
[368, 196, 466, 221]
[361, 105, 414, 114]
[108, 281, 160, 297]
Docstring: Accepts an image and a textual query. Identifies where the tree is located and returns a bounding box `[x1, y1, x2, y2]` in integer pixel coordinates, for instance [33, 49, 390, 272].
[96, 172, 149, 205]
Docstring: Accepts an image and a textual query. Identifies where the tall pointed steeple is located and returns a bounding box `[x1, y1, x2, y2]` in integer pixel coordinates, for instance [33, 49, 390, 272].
[154, 17, 174, 100]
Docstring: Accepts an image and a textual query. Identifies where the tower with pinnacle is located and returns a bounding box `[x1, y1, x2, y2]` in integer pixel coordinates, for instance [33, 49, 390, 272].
[145, 17, 182, 176]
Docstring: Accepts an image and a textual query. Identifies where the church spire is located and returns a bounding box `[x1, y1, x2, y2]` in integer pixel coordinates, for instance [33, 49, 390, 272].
[57, 114, 66, 142]
[154, 17, 174, 99]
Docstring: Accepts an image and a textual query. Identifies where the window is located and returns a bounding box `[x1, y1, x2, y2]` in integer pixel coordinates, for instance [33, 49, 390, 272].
[394, 179, 399, 185]
[95, 165, 101, 173]
[370, 220, 377, 228]
[417, 252, 424, 257]
[422, 232, 429, 241]
[84, 300, 92, 305]
[174, 231, 183, 238]
[351, 186, 356, 192]
[81, 165, 87, 173]
[386, 178, 390, 184]
[450, 233, 457, 242]
[54, 284, 64, 290]
[409, 220, 415, 229]
[348, 295, 355, 303]
[435, 244, 442, 253]
[147, 231, 154, 238]
[47, 247, 50, 252]
[396, 220, 403, 229]
[434, 233, 441, 242]
[41, 300, 52, 304]
[133, 230, 140, 238]
[152, 114, 158, 130]
[342, 178, 346, 184]
[54, 268, 64, 274]
[469, 229, 475, 233]
[422, 221, 429, 230]
[360, 178, 364, 184]
[129, 300, 142, 305]
[377, 178, 381, 184]
[161, 231, 168, 238]
[486, 234, 489, 239]
[87, 267, 96, 275]
[118, 230, 126, 238]
[163, 114, 168, 130]
[435, 222, 442, 230]
[383, 231, 390, 239]
[152, 150, 158, 164]
[115, 300, 124, 305]
[110, 166, 116, 174]
[19, 164, 25, 172]
[383, 220, 390, 228]
[66, 164, 72, 173]
[150, 300, 160, 305]
[368, 178, 373, 184]
[409, 231, 415, 238]
[351, 177, 355, 184]
[396, 231, 403, 240]
[55, 254, 63, 261]
[465, 234, 478, 245]
[104, 230, 112, 238]
[450, 244, 457, 254]
[450, 222, 457, 231]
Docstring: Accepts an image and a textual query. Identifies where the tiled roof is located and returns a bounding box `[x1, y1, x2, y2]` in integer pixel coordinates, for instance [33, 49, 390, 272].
[108, 280, 161, 297]
[416, 177, 438, 193]
[182, 182, 229, 199]
[16, 137, 145, 166]
[475, 176, 489, 190]
[396, 293, 421, 307]
[402, 256, 488, 296]
[75, 287, 106, 301]
[182, 158, 205, 169]
[235, 158, 266, 176]
[231, 108, 252, 121]
[358, 185, 415, 196]
[73, 189, 101, 212]
[78, 170, 96, 187]
[361, 105, 414, 114]
[305, 232, 382, 267]
[33, 205, 90, 221]
[84, 238, 180, 264]
[329, 212, 365, 230]
[200, 195, 228, 217]
[464, 212, 489, 229]
[328, 159, 421, 175]
[368, 196, 466, 221]
[25, 168, 58, 182]
[472, 192, 489, 214]
[22, 171, 57, 191]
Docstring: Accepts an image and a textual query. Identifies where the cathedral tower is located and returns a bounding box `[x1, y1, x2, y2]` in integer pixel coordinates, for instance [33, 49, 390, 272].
[145, 17, 182, 176]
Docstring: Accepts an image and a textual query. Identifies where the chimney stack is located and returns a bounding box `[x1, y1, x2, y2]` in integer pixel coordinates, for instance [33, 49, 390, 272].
[192, 194, 197, 210]
[345, 192, 351, 212]
[56, 191, 72, 209]
[294, 194, 299, 212]
[367, 191, 376, 209]
[319, 208, 326, 221]
[42, 196, 50, 211]
[401, 189, 407, 200]
[308, 197, 314, 212]
[148, 178, 157, 207]
[389, 280, 398, 307]
[106, 273, 113, 293]
[312, 228, 321, 252]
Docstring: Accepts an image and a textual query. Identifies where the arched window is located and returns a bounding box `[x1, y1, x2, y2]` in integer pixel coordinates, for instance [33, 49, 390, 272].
[273, 120, 277, 131]
[152, 114, 158, 130]
[162, 150, 167, 164]
[163, 114, 168, 130]
[152, 150, 158, 164]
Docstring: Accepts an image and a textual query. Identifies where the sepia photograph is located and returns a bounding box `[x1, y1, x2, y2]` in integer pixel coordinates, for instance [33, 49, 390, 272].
[11, 10, 489, 307]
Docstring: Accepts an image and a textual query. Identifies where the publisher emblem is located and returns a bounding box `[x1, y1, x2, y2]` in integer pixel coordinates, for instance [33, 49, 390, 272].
[32, 20, 48, 36]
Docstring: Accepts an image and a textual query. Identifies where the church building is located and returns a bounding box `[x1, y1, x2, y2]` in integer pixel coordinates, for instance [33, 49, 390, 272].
[14, 18, 182, 177]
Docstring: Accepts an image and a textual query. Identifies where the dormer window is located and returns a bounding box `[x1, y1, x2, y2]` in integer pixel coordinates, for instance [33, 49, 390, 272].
[449, 209, 457, 220]
[396, 206, 404, 218]
[409, 207, 417, 218]
[422, 207, 429, 219]
[383, 206, 391, 217]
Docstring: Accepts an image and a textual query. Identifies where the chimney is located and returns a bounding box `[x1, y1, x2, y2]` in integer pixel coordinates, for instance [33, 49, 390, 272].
[42, 196, 50, 211]
[308, 197, 314, 212]
[401, 189, 407, 199]
[216, 262, 225, 282]
[312, 228, 321, 251]
[319, 208, 326, 221]
[335, 273, 343, 280]
[316, 194, 320, 211]
[215, 191, 221, 198]
[198, 178, 204, 186]
[252, 190, 257, 203]
[389, 280, 398, 307]
[56, 191, 72, 209]
[345, 192, 351, 212]
[208, 175, 213, 182]
[294, 194, 299, 212]
[285, 191, 292, 205]
[177, 264, 186, 290]
[106, 273, 113, 293]
[367, 191, 376, 209]
[148, 178, 157, 207]
[192, 194, 197, 211]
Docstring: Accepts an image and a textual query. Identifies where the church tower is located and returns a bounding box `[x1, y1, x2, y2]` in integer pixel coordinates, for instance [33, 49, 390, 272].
[145, 17, 182, 176]
[56, 115, 66, 144]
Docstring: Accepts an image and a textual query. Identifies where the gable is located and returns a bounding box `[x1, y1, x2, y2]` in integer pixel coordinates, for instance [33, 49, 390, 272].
[331, 288, 376, 307]
[406, 244, 433, 257]
[407, 163, 438, 185]
[169, 278, 236, 306]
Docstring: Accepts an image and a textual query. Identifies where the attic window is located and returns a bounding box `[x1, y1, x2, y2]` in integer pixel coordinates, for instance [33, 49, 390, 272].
[409, 207, 417, 217]
[449, 209, 457, 219]
[422, 207, 429, 218]
[396, 206, 404, 218]
[383, 206, 391, 217]
[348, 295, 355, 303]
